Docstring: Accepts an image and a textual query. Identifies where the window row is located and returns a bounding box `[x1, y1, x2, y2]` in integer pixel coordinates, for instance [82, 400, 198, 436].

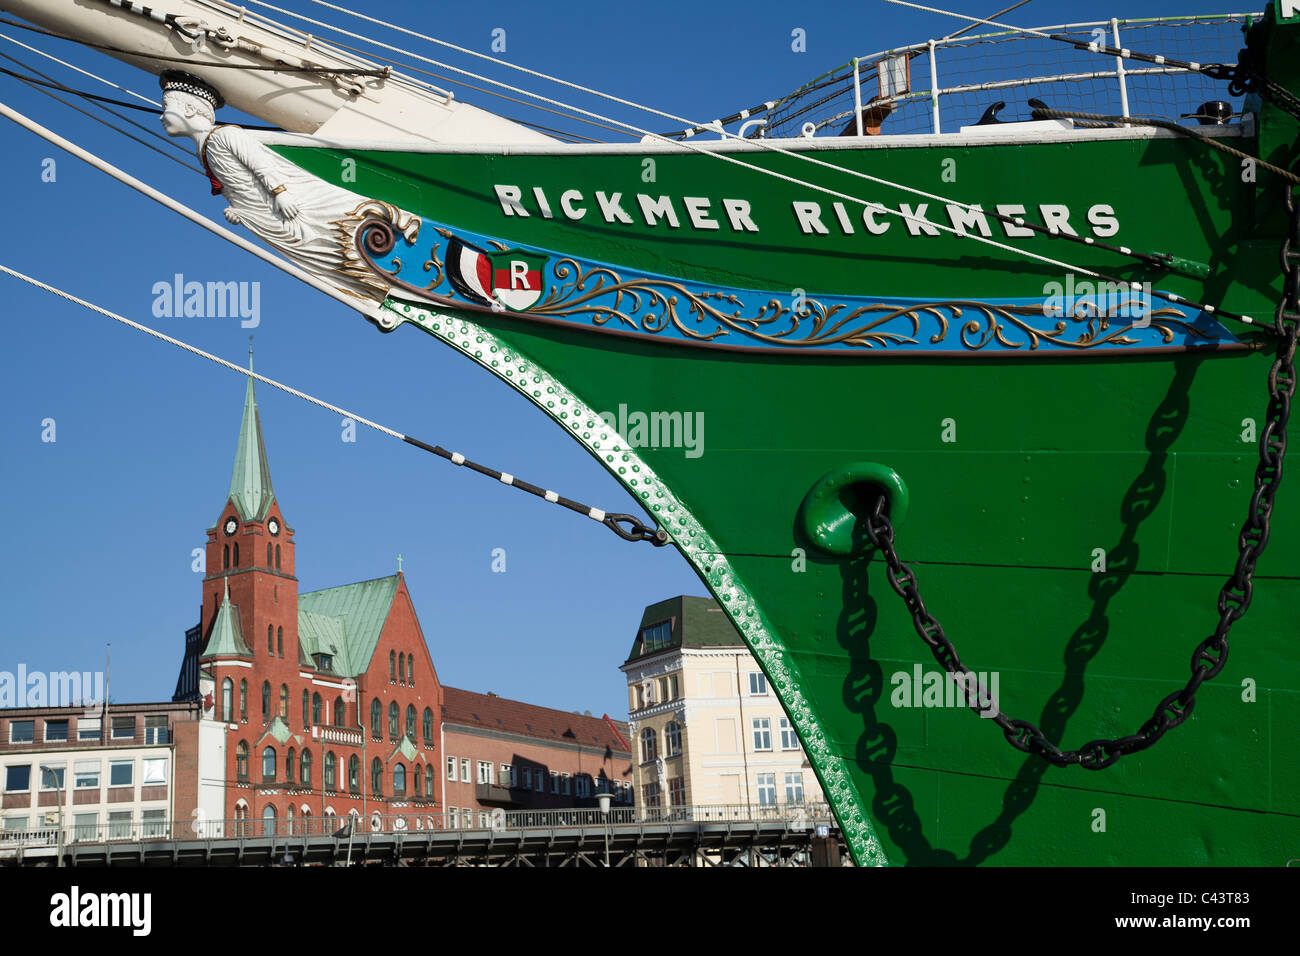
[631, 672, 681, 710]
[3, 756, 167, 793]
[229, 682, 435, 747]
[639, 721, 683, 764]
[5, 715, 166, 745]
[444, 755, 632, 802]
[219, 541, 281, 572]
[232, 743, 437, 798]
[750, 716, 801, 752]
[756, 772, 805, 806]
[388, 651, 417, 687]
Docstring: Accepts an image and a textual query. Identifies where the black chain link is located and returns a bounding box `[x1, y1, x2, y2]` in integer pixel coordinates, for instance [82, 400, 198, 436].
[862, 186, 1299, 770]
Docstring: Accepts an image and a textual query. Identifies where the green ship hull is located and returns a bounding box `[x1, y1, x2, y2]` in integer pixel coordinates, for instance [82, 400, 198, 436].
[112, 5, 1299, 865]
[265, 127, 1300, 863]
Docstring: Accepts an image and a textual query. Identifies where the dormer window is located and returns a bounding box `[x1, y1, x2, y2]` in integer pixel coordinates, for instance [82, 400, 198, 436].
[641, 621, 672, 653]
[314, 653, 333, 673]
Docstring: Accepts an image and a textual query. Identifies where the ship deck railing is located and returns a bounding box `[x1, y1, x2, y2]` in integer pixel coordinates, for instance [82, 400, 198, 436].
[756, 12, 1261, 140]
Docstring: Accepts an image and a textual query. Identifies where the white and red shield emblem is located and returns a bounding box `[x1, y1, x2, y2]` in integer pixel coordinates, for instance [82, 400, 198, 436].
[446, 237, 546, 312]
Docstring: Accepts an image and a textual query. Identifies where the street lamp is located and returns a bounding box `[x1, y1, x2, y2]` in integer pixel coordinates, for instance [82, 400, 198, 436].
[39, 765, 64, 868]
[597, 790, 612, 868]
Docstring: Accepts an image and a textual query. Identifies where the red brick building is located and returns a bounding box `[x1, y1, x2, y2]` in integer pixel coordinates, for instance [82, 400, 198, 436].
[440, 688, 633, 827]
[172, 367, 631, 837]
[174, 366, 443, 835]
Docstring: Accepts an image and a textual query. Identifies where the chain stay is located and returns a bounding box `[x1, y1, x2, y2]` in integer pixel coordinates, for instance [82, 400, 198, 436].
[862, 185, 1298, 769]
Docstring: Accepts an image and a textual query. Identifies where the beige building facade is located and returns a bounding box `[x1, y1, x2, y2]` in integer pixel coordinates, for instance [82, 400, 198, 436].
[621, 596, 823, 814]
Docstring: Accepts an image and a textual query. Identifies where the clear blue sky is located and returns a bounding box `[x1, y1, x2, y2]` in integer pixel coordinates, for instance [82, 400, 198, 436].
[0, 0, 1244, 716]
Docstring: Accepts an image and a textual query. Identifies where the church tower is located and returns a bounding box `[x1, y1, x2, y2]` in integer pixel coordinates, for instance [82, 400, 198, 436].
[201, 362, 299, 676]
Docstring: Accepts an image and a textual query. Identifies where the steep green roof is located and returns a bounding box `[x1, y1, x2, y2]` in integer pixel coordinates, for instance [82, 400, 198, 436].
[201, 577, 252, 659]
[228, 363, 275, 522]
[624, 595, 742, 664]
[297, 574, 401, 678]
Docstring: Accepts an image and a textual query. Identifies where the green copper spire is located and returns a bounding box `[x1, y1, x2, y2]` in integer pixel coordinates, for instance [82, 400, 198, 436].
[202, 577, 251, 659]
[228, 358, 275, 522]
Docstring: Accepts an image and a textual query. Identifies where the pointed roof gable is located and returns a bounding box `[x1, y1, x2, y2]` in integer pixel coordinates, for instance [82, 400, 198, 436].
[297, 574, 401, 678]
[228, 362, 275, 522]
[201, 577, 252, 659]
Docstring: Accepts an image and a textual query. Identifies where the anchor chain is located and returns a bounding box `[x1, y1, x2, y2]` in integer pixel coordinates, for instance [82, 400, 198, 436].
[862, 185, 1298, 770]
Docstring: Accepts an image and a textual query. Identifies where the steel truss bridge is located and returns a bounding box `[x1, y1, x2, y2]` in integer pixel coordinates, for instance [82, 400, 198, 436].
[0, 804, 849, 867]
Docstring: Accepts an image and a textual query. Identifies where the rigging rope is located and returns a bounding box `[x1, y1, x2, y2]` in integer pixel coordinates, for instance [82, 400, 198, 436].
[0, 28, 159, 106]
[0, 263, 670, 548]
[0, 50, 200, 173]
[0, 14, 386, 74]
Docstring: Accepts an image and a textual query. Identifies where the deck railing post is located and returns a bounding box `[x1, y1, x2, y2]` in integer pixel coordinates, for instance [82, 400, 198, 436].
[928, 39, 941, 133]
[1112, 18, 1131, 119]
[853, 56, 864, 136]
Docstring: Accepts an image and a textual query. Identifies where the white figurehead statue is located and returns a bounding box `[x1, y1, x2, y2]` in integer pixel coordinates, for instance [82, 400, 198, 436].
[158, 70, 418, 307]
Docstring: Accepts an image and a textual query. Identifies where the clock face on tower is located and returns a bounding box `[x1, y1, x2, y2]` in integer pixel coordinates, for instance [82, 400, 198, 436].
[223, 517, 238, 537]
[267, 517, 280, 536]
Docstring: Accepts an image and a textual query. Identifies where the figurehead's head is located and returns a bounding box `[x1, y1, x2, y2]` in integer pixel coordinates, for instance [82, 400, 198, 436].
[159, 70, 224, 135]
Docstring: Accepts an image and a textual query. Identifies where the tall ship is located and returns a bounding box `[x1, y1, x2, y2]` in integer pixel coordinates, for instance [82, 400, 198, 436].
[1, 0, 1296, 865]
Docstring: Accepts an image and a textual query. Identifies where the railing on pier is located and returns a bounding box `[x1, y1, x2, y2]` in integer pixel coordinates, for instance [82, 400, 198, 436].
[0, 801, 835, 849]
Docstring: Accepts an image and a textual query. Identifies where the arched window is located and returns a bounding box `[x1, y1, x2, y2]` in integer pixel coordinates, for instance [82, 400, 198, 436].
[324, 752, 336, 790]
[422, 708, 433, 745]
[665, 721, 682, 757]
[286, 803, 296, 834]
[348, 755, 360, 793]
[398, 653, 406, 683]
[334, 697, 344, 727]
[223, 544, 229, 569]
[239, 679, 247, 720]
[425, 765, 434, 797]
[301, 690, 309, 729]
[267, 625, 273, 655]
[262, 746, 276, 782]
[640, 728, 657, 764]
[233, 542, 239, 567]
[406, 705, 416, 741]
[279, 684, 288, 719]
[275, 544, 281, 570]
[276, 626, 283, 657]
[220, 678, 233, 722]
[413, 765, 422, 797]
[261, 804, 276, 837]
[234, 803, 248, 837]
[300, 749, 311, 788]
[370, 699, 381, 738]
[388, 701, 399, 738]
[267, 542, 273, 567]
[389, 651, 396, 681]
[235, 741, 248, 781]
[393, 763, 406, 796]
[312, 693, 322, 726]
[261, 682, 270, 720]
[371, 757, 383, 796]
[408, 658, 415, 686]
[285, 747, 295, 783]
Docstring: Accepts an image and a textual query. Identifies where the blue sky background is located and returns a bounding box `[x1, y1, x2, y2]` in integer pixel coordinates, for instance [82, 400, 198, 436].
[0, 0, 1248, 716]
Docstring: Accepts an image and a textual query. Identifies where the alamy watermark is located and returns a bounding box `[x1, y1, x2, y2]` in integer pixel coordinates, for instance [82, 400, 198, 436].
[151, 273, 260, 327]
[890, 664, 1000, 718]
[0, 665, 105, 713]
[1042, 274, 1153, 327]
[597, 403, 704, 459]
